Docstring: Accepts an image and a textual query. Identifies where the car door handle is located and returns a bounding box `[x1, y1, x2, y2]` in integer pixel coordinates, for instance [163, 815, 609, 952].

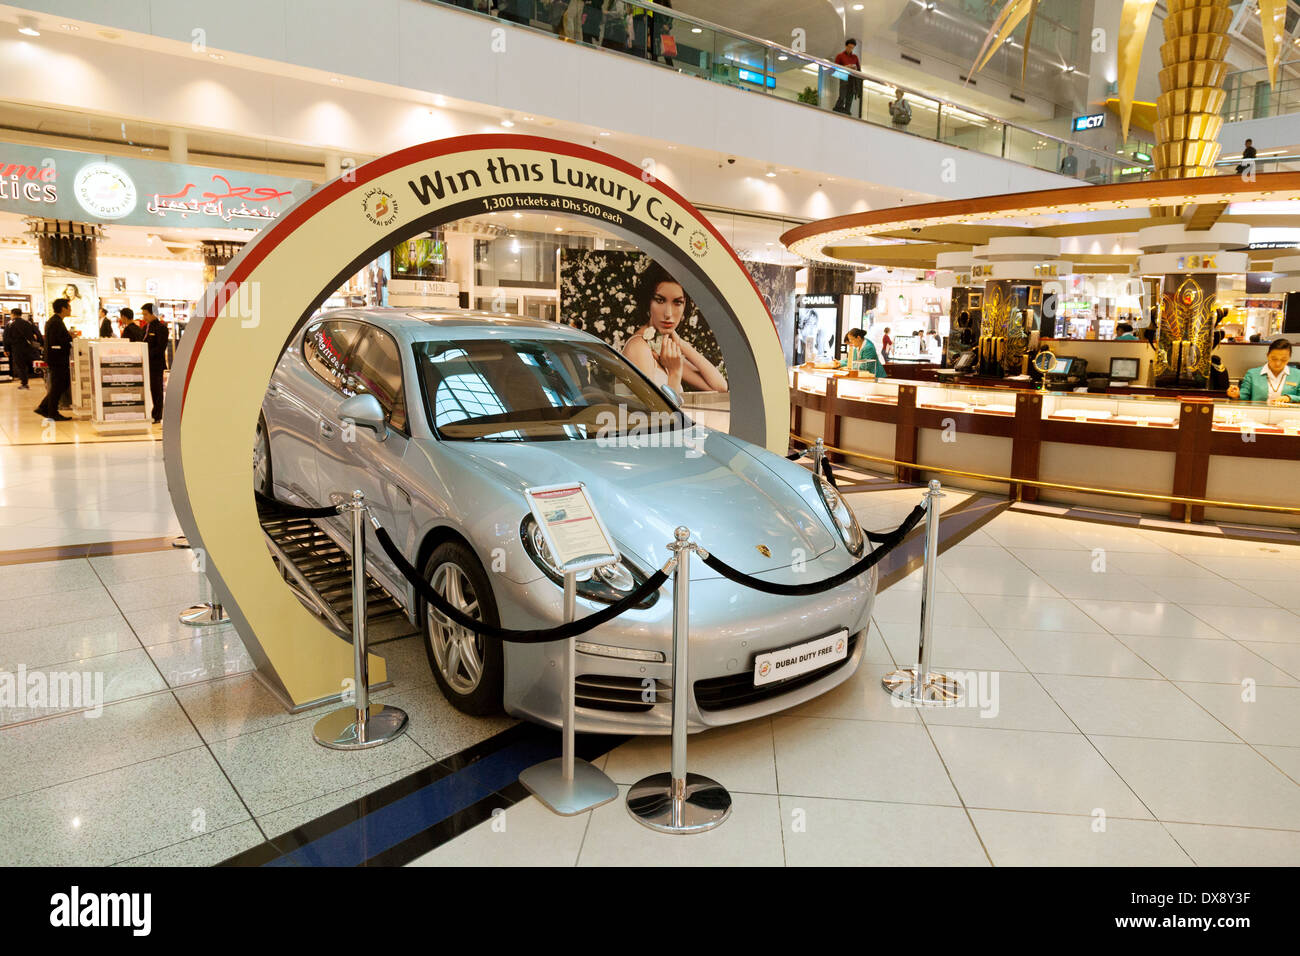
[318, 419, 336, 439]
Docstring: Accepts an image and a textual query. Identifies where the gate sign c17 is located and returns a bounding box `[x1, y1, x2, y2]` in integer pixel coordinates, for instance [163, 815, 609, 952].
[1073, 113, 1105, 132]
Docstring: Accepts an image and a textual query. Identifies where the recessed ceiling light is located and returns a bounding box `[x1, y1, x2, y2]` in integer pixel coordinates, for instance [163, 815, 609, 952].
[17, 16, 40, 36]
[208, 52, 224, 60]
[765, 167, 777, 178]
[554, 227, 564, 232]
[59, 23, 78, 32]
[433, 95, 447, 107]
[778, 54, 788, 61]
[501, 118, 515, 127]
[599, 131, 610, 136]
[512, 213, 522, 219]
[691, 27, 702, 33]
[853, 3, 864, 8]
[329, 76, 342, 84]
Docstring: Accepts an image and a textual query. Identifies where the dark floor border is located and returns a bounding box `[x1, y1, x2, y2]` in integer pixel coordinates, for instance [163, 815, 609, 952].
[221, 722, 626, 867]
[0, 535, 179, 566]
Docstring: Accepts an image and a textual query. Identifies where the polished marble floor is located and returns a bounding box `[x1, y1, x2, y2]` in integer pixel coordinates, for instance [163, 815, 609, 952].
[1, 441, 1298, 866]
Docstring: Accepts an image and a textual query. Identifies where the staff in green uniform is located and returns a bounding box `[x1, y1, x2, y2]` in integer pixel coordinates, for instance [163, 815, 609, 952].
[1227, 338, 1300, 403]
[839, 328, 879, 374]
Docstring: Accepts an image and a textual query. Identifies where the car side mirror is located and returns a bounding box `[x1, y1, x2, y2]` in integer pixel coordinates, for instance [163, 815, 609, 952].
[338, 393, 387, 440]
[659, 384, 681, 406]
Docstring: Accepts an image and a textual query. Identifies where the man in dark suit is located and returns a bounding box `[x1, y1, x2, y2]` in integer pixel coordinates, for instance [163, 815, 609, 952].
[34, 298, 72, 420]
[141, 303, 169, 423]
[4, 308, 38, 389]
[119, 306, 143, 342]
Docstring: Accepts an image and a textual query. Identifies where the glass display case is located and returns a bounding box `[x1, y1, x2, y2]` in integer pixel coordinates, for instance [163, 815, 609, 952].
[835, 377, 899, 405]
[916, 384, 1017, 416]
[1039, 391, 1182, 428]
[1211, 400, 1300, 435]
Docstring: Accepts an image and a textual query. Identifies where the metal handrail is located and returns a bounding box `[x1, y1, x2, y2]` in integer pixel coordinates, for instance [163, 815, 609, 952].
[427, 0, 1148, 177]
[788, 432, 1300, 517]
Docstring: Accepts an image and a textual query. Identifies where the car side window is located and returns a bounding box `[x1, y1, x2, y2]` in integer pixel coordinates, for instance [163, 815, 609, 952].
[345, 326, 407, 432]
[303, 320, 361, 392]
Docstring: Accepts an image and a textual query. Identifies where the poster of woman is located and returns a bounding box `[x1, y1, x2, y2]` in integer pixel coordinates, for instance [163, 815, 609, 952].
[557, 250, 727, 393]
[42, 275, 98, 338]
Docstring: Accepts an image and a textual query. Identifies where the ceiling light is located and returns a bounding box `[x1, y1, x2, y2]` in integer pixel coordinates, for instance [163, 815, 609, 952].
[523, 116, 534, 121]
[501, 118, 515, 127]
[17, 16, 39, 36]
[433, 95, 447, 107]
[853, 3, 864, 8]
[599, 131, 610, 136]
[778, 54, 788, 61]
[329, 76, 342, 84]
[208, 52, 224, 60]
[691, 27, 702, 33]
[765, 167, 777, 178]
[512, 213, 522, 219]
[59, 23, 78, 32]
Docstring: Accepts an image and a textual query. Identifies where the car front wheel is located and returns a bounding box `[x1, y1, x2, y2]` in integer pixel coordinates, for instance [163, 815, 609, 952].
[253, 415, 273, 496]
[419, 540, 504, 715]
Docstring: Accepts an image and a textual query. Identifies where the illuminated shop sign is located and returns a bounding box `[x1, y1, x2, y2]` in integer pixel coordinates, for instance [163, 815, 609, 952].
[1073, 113, 1105, 131]
[0, 141, 311, 229]
[737, 68, 776, 89]
[799, 294, 837, 305]
[1133, 151, 1152, 163]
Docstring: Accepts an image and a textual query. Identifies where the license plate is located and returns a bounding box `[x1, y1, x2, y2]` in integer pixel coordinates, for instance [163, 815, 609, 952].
[753, 630, 849, 686]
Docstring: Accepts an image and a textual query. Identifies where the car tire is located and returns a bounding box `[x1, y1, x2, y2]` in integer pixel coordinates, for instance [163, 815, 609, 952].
[419, 540, 505, 716]
[254, 414, 273, 497]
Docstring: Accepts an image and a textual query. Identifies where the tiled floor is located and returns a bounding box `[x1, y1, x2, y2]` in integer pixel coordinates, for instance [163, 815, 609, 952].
[2, 438, 1299, 866]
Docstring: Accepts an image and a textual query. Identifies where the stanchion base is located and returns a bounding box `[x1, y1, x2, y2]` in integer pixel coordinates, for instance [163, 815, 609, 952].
[312, 703, 409, 750]
[519, 758, 618, 816]
[626, 772, 732, 833]
[178, 603, 230, 627]
[881, 668, 964, 704]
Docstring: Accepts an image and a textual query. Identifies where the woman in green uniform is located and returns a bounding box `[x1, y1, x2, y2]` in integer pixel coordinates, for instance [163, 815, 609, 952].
[839, 328, 879, 375]
[1227, 338, 1300, 403]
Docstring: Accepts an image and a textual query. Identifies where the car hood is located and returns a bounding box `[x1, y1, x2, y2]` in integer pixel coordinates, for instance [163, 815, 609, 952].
[439, 429, 838, 574]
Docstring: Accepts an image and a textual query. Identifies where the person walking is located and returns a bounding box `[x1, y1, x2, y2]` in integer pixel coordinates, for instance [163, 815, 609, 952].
[881, 326, 894, 361]
[141, 303, 169, 424]
[888, 88, 911, 128]
[34, 298, 72, 420]
[1059, 147, 1078, 176]
[581, 0, 603, 44]
[601, 0, 628, 50]
[649, 0, 674, 66]
[98, 306, 114, 338]
[832, 39, 861, 115]
[4, 308, 38, 389]
[630, 4, 650, 57]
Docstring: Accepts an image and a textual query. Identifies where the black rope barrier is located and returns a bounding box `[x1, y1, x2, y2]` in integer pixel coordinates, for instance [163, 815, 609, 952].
[255, 491, 342, 519]
[822, 457, 838, 489]
[372, 525, 668, 644]
[700, 502, 926, 596]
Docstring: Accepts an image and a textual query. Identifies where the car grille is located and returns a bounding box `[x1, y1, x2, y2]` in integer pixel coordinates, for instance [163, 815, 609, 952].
[693, 633, 860, 712]
[575, 675, 671, 713]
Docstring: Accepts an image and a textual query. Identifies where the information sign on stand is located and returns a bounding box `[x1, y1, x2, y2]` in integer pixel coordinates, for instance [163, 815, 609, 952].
[517, 482, 621, 816]
[91, 340, 152, 434]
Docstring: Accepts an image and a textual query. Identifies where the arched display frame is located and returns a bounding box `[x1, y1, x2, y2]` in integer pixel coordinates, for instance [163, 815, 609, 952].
[163, 134, 788, 707]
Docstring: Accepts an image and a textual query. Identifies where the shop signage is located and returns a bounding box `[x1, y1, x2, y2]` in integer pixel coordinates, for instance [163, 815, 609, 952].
[799, 294, 836, 305]
[1073, 113, 1105, 131]
[0, 141, 311, 229]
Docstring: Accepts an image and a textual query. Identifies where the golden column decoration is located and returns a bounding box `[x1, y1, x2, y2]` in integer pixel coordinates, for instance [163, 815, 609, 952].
[973, 0, 1287, 180]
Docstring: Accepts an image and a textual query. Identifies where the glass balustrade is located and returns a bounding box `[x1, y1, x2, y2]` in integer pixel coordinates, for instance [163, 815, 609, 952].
[424, 0, 1150, 184]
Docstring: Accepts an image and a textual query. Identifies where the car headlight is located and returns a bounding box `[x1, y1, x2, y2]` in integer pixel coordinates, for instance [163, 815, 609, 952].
[815, 474, 865, 557]
[520, 517, 658, 608]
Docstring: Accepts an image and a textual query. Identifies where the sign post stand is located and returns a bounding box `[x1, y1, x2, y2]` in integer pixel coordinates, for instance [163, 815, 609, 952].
[518, 483, 620, 816]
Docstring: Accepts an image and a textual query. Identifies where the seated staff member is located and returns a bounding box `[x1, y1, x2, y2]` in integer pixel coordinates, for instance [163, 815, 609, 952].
[838, 327, 879, 374]
[1227, 338, 1300, 403]
[1115, 322, 1138, 341]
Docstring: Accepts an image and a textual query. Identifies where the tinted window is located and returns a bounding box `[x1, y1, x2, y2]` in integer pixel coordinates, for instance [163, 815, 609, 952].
[303, 320, 361, 391]
[345, 327, 407, 432]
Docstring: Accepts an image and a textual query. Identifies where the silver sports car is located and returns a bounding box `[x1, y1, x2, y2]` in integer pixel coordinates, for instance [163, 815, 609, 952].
[256, 308, 876, 734]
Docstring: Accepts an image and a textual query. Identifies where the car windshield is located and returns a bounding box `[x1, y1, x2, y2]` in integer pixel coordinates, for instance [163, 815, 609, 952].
[414, 336, 685, 441]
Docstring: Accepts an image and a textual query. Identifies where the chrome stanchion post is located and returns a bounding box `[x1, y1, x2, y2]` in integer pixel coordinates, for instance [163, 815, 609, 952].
[626, 526, 732, 833]
[314, 490, 409, 749]
[519, 568, 619, 815]
[179, 563, 231, 627]
[813, 436, 825, 479]
[882, 480, 963, 704]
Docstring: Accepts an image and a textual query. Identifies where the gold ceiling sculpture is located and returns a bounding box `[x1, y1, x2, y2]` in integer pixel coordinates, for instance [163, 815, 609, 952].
[973, 0, 1287, 180]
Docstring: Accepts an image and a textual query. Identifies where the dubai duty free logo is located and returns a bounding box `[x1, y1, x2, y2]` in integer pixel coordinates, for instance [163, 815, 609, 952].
[73, 161, 137, 220]
[362, 187, 398, 227]
[689, 229, 709, 258]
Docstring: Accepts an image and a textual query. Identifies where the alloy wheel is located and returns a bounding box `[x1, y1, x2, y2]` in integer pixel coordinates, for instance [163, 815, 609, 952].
[426, 561, 485, 694]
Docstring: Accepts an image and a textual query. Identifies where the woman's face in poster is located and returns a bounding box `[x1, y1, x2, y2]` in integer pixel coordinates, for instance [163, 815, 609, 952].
[647, 281, 686, 333]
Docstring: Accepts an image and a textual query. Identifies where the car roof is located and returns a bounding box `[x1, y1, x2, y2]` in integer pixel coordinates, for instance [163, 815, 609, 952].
[311, 307, 587, 342]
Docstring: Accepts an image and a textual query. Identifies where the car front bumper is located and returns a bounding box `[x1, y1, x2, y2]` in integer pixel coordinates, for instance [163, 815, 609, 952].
[495, 564, 877, 735]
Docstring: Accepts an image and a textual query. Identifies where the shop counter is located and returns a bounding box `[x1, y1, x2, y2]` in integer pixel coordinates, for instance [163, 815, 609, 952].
[789, 368, 1300, 526]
